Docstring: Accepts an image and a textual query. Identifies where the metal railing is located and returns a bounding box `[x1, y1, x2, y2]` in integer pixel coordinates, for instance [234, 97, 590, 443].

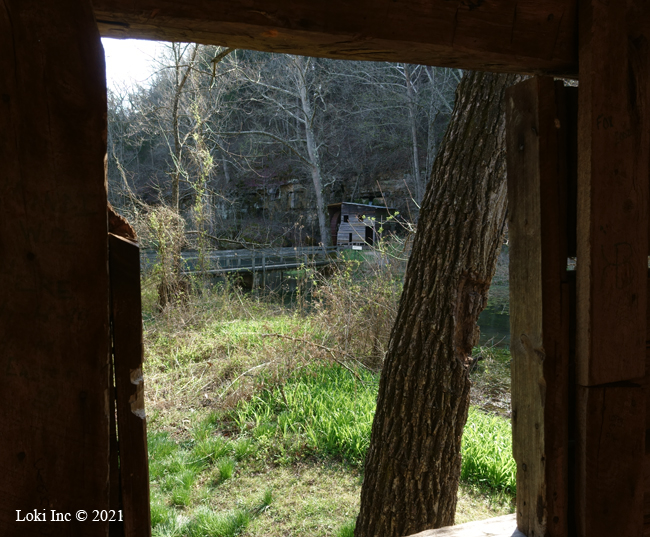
[141, 246, 340, 277]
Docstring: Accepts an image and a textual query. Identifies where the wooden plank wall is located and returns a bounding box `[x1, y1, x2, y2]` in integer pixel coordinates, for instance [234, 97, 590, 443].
[507, 78, 573, 537]
[0, 0, 111, 535]
[575, 1, 650, 536]
[337, 205, 376, 246]
[645, 273, 650, 536]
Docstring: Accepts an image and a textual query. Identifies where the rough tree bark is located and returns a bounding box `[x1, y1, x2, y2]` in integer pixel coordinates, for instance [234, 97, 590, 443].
[354, 70, 521, 537]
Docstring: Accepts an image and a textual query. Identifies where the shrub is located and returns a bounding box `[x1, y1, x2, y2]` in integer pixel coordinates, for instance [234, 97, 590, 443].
[311, 244, 406, 369]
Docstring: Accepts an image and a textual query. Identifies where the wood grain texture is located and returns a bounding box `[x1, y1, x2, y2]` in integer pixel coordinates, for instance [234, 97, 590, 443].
[576, 385, 644, 537]
[406, 514, 523, 536]
[576, 0, 650, 386]
[93, 0, 578, 76]
[0, 1, 110, 535]
[507, 77, 571, 537]
[109, 234, 151, 537]
[108, 356, 123, 537]
[642, 270, 650, 535]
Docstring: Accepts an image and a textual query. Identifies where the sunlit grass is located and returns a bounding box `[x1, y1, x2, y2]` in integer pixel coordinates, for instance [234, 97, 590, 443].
[231, 365, 378, 466]
[143, 259, 515, 535]
[461, 407, 516, 494]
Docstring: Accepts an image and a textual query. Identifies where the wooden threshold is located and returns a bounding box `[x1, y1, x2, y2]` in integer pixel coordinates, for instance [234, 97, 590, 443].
[406, 514, 524, 537]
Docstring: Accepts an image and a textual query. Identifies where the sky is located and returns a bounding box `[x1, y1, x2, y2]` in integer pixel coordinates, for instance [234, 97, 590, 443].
[101, 38, 164, 91]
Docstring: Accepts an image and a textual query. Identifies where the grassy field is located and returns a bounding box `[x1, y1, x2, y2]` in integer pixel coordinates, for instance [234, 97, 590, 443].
[142, 254, 514, 537]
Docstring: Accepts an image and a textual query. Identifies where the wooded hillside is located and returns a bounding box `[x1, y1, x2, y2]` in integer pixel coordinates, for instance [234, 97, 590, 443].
[107, 45, 460, 246]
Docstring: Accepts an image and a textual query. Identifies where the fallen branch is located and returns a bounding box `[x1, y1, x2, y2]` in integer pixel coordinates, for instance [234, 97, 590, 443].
[217, 361, 273, 400]
[184, 230, 271, 250]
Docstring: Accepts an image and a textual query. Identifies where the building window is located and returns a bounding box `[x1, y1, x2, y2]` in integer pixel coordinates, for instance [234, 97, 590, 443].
[343, 215, 349, 223]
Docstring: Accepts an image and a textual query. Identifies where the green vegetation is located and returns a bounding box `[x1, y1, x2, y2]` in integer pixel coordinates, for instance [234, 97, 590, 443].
[143, 251, 514, 536]
[148, 426, 271, 537]
[231, 365, 378, 466]
[461, 408, 516, 494]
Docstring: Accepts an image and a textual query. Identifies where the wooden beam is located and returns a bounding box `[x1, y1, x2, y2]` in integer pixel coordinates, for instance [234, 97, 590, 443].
[576, 0, 650, 385]
[507, 77, 573, 537]
[93, 0, 578, 76]
[576, 385, 644, 537]
[574, 1, 650, 535]
[0, 0, 110, 535]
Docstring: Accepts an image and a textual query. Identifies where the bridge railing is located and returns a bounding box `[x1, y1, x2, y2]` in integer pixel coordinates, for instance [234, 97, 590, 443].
[140, 246, 340, 276]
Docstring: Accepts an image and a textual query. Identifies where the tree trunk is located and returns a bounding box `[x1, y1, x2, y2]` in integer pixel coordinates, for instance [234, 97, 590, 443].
[404, 64, 423, 204]
[354, 70, 521, 537]
[171, 43, 198, 213]
[295, 55, 330, 247]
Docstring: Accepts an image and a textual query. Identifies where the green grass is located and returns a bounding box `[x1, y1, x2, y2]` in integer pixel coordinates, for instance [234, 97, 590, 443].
[186, 508, 250, 537]
[231, 365, 378, 466]
[143, 260, 515, 536]
[462, 407, 516, 494]
[148, 424, 273, 536]
[229, 363, 515, 491]
[217, 458, 236, 482]
[146, 361, 514, 535]
[192, 436, 232, 464]
[336, 520, 356, 537]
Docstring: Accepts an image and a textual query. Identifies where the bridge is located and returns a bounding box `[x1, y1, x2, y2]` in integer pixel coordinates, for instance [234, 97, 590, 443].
[141, 246, 342, 286]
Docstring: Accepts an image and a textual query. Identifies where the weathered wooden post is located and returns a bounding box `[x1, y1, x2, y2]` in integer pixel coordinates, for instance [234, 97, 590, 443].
[507, 77, 574, 537]
[251, 251, 257, 289]
[575, 2, 649, 536]
[109, 234, 152, 537]
[508, 2, 650, 535]
[0, 1, 111, 535]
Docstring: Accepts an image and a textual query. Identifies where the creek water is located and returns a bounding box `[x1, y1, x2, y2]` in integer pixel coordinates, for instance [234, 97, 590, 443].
[478, 304, 510, 347]
[477, 282, 510, 347]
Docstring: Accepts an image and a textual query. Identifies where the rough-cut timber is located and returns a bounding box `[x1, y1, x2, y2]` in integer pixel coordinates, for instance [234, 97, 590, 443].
[644, 271, 650, 536]
[0, 1, 110, 535]
[109, 234, 151, 537]
[506, 78, 573, 537]
[575, 3, 650, 532]
[576, 385, 644, 537]
[576, 0, 650, 386]
[93, 0, 578, 76]
[354, 71, 521, 537]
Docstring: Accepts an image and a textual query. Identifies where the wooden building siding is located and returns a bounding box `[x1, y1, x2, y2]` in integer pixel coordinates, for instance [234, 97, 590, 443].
[328, 202, 395, 248]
